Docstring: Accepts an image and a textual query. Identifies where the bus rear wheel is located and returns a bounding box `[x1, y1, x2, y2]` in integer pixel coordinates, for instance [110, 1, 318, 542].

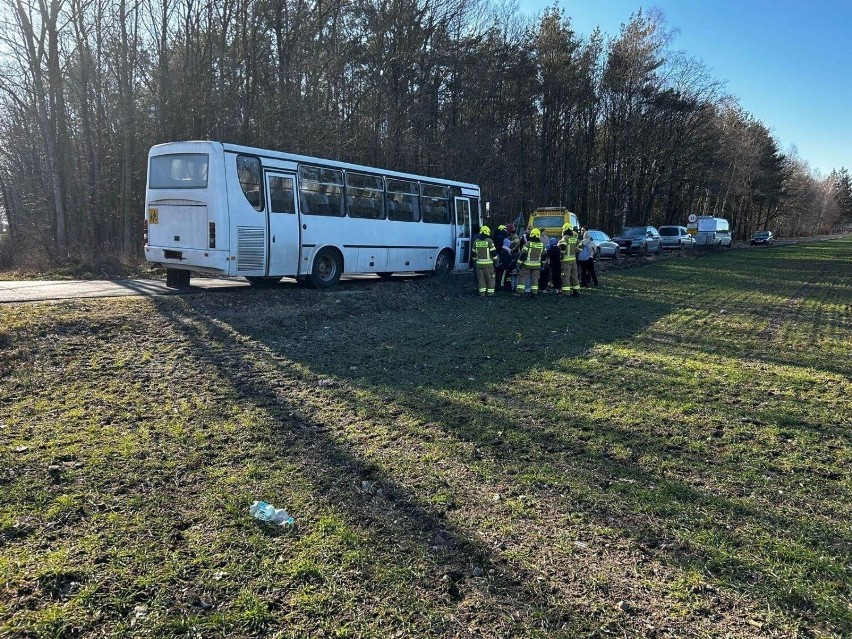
[309, 247, 342, 289]
[166, 268, 191, 289]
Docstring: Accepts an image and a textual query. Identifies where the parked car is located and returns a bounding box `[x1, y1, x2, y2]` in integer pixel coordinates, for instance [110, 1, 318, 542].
[658, 225, 695, 250]
[613, 226, 662, 255]
[751, 230, 775, 246]
[587, 229, 620, 260]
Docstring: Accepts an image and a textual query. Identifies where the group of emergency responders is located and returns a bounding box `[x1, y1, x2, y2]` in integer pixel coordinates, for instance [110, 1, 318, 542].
[473, 223, 585, 297]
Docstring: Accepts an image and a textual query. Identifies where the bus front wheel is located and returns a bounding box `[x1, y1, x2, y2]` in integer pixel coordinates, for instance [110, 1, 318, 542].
[309, 248, 342, 289]
[166, 268, 191, 289]
[434, 250, 453, 278]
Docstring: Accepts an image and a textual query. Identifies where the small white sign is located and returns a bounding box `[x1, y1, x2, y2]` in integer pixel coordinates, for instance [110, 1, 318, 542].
[687, 213, 697, 223]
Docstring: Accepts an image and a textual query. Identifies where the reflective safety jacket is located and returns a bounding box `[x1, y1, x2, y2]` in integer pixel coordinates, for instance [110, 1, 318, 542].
[558, 235, 579, 262]
[473, 237, 497, 265]
[521, 240, 544, 268]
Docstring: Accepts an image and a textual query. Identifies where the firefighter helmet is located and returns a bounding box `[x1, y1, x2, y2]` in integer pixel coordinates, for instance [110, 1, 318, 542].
[530, 228, 541, 239]
[480, 225, 491, 236]
[562, 223, 573, 234]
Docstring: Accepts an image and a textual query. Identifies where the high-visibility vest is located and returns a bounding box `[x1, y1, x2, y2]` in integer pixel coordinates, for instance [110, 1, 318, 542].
[474, 238, 496, 265]
[523, 241, 544, 268]
[558, 236, 578, 262]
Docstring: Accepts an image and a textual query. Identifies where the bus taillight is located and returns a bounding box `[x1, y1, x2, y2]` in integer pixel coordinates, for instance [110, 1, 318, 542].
[143, 219, 148, 244]
[209, 222, 216, 249]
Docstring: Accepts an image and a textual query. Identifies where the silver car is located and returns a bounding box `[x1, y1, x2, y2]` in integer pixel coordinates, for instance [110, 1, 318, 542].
[658, 225, 695, 250]
[587, 229, 620, 260]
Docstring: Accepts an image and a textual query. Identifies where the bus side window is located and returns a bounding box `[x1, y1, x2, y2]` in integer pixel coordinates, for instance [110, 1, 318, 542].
[421, 184, 450, 224]
[386, 179, 419, 222]
[237, 155, 263, 211]
[300, 166, 344, 216]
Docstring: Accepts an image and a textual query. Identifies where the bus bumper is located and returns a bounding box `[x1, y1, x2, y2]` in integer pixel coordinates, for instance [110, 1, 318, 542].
[144, 246, 232, 276]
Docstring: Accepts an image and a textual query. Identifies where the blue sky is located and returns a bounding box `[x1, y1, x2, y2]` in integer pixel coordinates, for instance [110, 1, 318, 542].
[517, 0, 851, 175]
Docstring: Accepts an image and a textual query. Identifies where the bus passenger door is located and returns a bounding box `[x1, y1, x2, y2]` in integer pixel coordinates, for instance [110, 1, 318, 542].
[453, 197, 471, 271]
[265, 173, 300, 277]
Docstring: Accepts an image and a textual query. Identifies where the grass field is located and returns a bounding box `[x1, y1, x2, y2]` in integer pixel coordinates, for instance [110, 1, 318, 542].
[1, 241, 850, 638]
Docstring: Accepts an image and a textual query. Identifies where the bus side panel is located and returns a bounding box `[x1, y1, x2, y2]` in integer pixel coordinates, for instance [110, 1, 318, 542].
[384, 220, 444, 271]
[224, 154, 266, 277]
[386, 248, 419, 272]
[357, 248, 388, 272]
[420, 223, 454, 271]
[299, 213, 349, 275]
[347, 217, 384, 274]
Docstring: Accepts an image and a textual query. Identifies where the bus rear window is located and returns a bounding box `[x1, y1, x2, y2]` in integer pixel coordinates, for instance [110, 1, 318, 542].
[149, 154, 208, 189]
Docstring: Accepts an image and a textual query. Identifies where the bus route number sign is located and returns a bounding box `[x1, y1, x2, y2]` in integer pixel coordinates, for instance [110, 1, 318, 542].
[149, 208, 159, 224]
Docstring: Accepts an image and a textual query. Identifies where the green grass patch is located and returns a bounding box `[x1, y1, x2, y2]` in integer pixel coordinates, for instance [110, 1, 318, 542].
[1, 240, 850, 637]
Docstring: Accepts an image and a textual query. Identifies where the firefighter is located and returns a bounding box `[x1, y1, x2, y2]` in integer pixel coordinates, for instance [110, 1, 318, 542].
[515, 227, 544, 297]
[557, 224, 580, 296]
[473, 225, 497, 296]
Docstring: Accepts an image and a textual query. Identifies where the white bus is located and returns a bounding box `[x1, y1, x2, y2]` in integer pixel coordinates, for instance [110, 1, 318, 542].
[695, 216, 732, 247]
[144, 141, 482, 288]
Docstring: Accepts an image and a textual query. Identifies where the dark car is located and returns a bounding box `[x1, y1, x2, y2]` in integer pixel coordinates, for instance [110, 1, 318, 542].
[751, 230, 774, 246]
[613, 226, 662, 256]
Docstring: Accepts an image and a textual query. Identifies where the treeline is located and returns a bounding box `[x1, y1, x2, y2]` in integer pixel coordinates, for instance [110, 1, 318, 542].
[0, 0, 850, 266]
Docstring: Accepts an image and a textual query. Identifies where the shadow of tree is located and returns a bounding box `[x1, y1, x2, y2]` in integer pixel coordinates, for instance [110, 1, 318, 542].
[144, 241, 851, 635]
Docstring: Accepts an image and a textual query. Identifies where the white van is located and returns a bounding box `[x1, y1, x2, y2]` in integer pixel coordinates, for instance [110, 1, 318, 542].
[695, 216, 732, 246]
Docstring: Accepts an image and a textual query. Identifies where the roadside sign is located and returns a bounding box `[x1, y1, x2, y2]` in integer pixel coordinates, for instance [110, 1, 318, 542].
[687, 213, 697, 223]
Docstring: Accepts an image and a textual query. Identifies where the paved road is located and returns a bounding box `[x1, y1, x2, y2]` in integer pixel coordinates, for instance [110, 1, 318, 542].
[0, 273, 411, 304]
[0, 277, 248, 304]
[1, 235, 846, 304]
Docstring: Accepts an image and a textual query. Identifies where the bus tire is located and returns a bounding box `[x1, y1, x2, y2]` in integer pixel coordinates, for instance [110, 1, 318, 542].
[166, 268, 191, 289]
[246, 276, 282, 287]
[309, 247, 342, 289]
[434, 250, 453, 278]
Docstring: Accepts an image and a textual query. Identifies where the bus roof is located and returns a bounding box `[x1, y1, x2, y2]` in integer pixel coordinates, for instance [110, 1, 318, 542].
[149, 141, 480, 192]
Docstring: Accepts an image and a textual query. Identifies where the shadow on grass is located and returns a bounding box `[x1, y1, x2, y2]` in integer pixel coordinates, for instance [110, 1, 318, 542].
[147, 241, 851, 634]
[149, 286, 657, 636]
